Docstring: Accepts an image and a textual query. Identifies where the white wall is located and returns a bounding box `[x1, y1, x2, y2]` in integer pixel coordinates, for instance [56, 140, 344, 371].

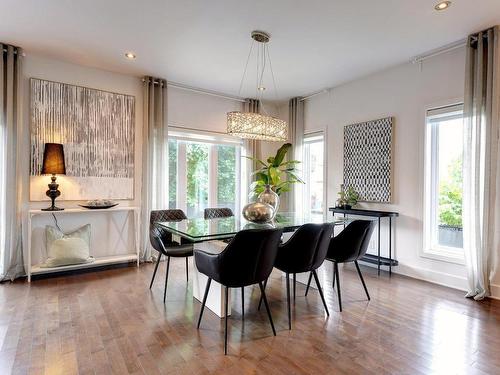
[304, 47, 479, 293]
[168, 87, 240, 132]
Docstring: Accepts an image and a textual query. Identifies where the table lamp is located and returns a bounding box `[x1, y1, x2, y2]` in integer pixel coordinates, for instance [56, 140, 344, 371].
[41, 143, 66, 211]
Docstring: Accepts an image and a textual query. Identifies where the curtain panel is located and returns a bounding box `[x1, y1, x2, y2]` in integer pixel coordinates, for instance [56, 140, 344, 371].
[462, 26, 500, 300]
[141, 77, 169, 261]
[241, 99, 261, 203]
[0, 43, 24, 281]
[288, 97, 304, 213]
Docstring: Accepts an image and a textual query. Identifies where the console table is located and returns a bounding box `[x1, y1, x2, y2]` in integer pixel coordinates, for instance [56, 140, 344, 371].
[26, 206, 140, 282]
[329, 207, 399, 275]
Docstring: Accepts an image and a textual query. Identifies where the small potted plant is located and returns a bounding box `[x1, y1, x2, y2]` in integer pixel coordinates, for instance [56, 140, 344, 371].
[336, 185, 359, 209]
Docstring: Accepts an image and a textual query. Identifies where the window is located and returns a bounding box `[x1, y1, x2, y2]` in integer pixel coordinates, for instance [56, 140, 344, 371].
[168, 129, 242, 218]
[424, 104, 464, 261]
[303, 133, 325, 220]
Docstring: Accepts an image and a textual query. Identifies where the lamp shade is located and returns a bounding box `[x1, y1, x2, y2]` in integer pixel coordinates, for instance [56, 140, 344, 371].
[41, 143, 66, 175]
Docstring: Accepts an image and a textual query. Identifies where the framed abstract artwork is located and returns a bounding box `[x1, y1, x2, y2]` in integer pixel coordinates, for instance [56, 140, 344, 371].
[343, 117, 393, 202]
[30, 78, 135, 201]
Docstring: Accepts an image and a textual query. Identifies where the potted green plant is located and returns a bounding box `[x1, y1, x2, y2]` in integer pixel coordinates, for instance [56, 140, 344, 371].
[246, 143, 304, 213]
[336, 185, 359, 209]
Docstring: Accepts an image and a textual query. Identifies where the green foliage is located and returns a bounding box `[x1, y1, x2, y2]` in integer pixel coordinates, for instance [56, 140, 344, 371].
[186, 143, 209, 208]
[438, 157, 463, 227]
[217, 145, 236, 204]
[168, 141, 237, 212]
[247, 143, 304, 197]
[168, 140, 178, 207]
[337, 185, 359, 207]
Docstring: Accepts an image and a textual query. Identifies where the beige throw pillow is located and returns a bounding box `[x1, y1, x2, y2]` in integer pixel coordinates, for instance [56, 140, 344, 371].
[42, 224, 94, 268]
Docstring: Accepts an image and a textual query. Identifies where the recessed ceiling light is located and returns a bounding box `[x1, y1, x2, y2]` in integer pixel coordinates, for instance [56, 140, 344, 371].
[434, 1, 451, 11]
[258, 86, 266, 91]
[124, 52, 136, 60]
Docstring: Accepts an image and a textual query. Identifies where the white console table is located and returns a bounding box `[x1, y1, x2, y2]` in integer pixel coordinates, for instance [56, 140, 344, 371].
[26, 206, 140, 282]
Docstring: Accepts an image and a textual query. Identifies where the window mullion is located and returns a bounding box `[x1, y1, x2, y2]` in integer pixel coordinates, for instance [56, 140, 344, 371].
[209, 145, 217, 208]
[177, 142, 187, 213]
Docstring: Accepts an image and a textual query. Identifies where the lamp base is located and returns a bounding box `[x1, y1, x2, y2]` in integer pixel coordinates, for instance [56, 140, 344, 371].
[41, 206, 64, 212]
[42, 174, 64, 211]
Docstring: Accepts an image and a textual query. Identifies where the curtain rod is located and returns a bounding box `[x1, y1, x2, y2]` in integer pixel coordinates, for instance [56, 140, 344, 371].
[411, 38, 466, 64]
[300, 89, 328, 101]
[142, 78, 246, 103]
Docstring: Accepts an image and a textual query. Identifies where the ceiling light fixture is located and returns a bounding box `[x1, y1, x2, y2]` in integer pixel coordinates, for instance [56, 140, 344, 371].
[434, 1, 451, 11]
[227, 31, 287, 142]
[124, 52, 136, 59]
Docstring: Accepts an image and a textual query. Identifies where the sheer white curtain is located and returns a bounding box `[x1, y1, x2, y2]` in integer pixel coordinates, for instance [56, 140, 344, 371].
[288, 97, 304, 213]
[141, 77, 169, 261]
[0, 44, 24, 281]
[462, 27, 500, 300]
[241, 99, 261, 205]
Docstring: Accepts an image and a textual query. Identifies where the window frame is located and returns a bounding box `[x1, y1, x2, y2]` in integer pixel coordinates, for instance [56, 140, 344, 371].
[168, 127, 242, 217]
[422, 103, 465, 265]
[302, 131, 327, 221]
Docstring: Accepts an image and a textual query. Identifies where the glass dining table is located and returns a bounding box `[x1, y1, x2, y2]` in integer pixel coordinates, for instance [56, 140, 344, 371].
[157, 212, 349, 243]
[157, 212, 349, 318]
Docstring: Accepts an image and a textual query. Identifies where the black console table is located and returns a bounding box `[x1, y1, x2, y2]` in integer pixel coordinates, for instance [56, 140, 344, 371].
[329, 208, 399, 275]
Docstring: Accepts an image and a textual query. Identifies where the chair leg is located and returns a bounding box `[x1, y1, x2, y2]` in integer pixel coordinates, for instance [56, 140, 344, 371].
[185, 257, 189, 283]
[224, 286, 229, 355]
[241, 287, 244, 318]
[197, 278, 212, 328]
[304, 272, 313, 296]
[286, 273, 291, 330]
[354, 260, 370, 301]
[332, 261, 336, 289]
[163, 256, 170, 303]
[293, 273, 296, 301]
[149, 253, 162, 289]
[312, 270, 329, 316]
[258, 282, 276, 336]
[334, 262, 342, 312]
[257, 278, 268, 311]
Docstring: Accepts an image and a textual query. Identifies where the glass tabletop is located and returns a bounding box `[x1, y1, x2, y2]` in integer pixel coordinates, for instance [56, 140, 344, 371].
[157, 212, 349, 242]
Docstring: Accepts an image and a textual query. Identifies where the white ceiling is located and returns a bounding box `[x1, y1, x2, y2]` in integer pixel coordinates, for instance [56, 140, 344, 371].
[1, 0, 500, 100]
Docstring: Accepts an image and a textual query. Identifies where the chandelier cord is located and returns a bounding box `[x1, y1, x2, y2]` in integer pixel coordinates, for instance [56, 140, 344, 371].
[258, 42, 267, 102]
[255, 40, 259, 99]
[257, 42, 272, 115]
[267, 44, 279, 101]
[238, 40, 255, 97]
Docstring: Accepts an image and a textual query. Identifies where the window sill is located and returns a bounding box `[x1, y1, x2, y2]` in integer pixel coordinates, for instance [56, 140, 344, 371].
[421, 246, 465, 265]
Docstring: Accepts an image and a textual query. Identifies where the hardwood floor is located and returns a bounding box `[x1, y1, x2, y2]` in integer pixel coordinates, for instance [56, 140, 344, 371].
[1, 260, 499, 375]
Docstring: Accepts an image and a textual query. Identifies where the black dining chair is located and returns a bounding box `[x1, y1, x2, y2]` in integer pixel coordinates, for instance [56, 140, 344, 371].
[204, 207, 234, 219]
[149, 209, 193, 302]
[259, 223, 335, 330]
[305, 220, 375, 311]
[195, 227, 283, 355]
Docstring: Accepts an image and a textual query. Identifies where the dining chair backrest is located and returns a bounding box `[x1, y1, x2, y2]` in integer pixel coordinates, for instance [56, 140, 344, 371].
[149, 209, 188, 254]
[275, 223, 335, 273]
[327, 220, 375, 263]
[217, 228, 283, 287]
[204, 207, 234, 219]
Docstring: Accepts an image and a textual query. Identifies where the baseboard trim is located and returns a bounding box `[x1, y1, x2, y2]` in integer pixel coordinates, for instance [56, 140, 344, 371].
[388, 263, 500, 301]
[372, 262, 468, 292]
[489, 283, 500, 300]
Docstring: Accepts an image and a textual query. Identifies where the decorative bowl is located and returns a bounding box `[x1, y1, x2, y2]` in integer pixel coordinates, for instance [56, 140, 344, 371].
[242, 202, 275, 223]
[79, 200, 118, 210]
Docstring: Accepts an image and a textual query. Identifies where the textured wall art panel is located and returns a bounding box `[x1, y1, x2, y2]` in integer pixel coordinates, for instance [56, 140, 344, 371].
[30, 78, 135, 201]
[343, 117, 393, 202]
